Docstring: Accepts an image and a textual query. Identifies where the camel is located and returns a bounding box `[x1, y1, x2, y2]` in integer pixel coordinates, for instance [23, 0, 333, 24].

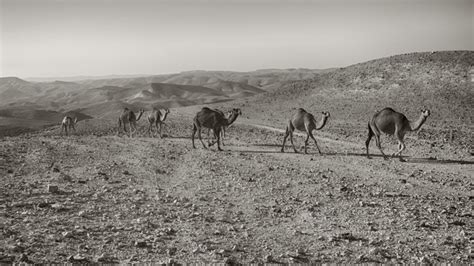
[118, 108, 144, 138]
[148, 108, 170, 138]
[192, 107, 242, 151]
[60, 116, 78, 136]
[366, 107, 430, 161]
[281, 108, 330, 154]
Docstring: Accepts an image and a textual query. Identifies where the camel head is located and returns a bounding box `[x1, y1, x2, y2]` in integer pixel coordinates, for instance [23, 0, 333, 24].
[164, 108, 170, 115]
[321, 111, 330, 119]
[420, 109, 430, 118]
[232, 108, 242, 116]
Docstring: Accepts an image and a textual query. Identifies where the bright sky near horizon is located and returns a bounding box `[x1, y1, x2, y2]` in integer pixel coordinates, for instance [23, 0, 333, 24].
[0, 0, 472, 78]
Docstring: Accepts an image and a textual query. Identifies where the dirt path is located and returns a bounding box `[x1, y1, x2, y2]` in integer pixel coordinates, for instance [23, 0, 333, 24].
[1, 118, 472, 263]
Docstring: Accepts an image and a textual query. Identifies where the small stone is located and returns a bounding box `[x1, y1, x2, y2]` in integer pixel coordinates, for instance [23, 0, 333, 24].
[297, 248, 306, 255]
[419, 256, 430, 264]
[8, 244, 23, 253]
[18, 253, 30, 262]
[167, 247, 177, 256]
[264, 254, 273, 262]
[38, 202, 50, 208]
[123, 170, 130, 175]
[52, 166, 60, 172]
[47, 184, 59, 193]
[134, 241, 148, 248]
[62, 231, 73, 238]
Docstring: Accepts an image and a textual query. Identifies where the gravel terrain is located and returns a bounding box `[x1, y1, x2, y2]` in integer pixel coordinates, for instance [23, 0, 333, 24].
[1, 108, 472, 264]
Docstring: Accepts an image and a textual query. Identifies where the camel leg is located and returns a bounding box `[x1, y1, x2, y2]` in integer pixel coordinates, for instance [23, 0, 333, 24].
[309, 131, 322, 154]
[153, 122, 158, 138]
[160, 122, 166, 138]
[281, 127, 289, 152]
[221, 127, 226, 146]
[374, 134, 386, 159]
[398, 141, 406, 162]
[192, 124, 197, 149]
[198, 128, 207, 149]
[394, 131, 407, 162]
[289, 131, 298, 153]
[304, 134, 309, 154]
[216, 128, 223, 151]
[365, 123, 374, 159]
[207, 129, 212, 146]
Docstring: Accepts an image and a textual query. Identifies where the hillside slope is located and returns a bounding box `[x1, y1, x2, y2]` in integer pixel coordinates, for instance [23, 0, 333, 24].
[229, 51, 473, 149]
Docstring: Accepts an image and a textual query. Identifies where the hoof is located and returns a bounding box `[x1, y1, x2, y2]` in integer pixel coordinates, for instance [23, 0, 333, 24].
[280, 149, 285, 153]
[383, 156, 389, 160]
[367, 156, 372, 159]
[399, 157, 407, 162]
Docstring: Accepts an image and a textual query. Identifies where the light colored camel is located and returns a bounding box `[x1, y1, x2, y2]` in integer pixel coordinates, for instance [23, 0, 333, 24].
[148, 108, 170, 138]
[118, 108, 144, 138]
[61, 116, 78, 136]
[366, 107, 430, 161]
[192, 108, 242, 151]
[281, 108, 330, 154]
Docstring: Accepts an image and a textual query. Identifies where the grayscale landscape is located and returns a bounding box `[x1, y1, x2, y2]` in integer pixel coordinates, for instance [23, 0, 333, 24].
[1, 0, 473, 264]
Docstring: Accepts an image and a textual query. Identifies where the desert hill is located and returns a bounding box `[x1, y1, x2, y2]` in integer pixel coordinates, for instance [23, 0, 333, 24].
[226, 51, 473, 148]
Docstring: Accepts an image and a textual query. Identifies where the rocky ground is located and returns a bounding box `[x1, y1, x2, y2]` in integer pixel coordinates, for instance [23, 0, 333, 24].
[0, 108, 472, 264]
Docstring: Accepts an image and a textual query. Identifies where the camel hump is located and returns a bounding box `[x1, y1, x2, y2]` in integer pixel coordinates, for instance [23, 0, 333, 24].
[297, 108, 307, 113]
[380, 107, 397, 113]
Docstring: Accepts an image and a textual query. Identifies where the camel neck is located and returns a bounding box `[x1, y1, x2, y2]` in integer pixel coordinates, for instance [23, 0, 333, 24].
[409, 114, 427, 131]
[136, 111, 143, 121]
[226, 113, 239, 126]
[315, 116, 328, 130]
[160, 111, 169, 122]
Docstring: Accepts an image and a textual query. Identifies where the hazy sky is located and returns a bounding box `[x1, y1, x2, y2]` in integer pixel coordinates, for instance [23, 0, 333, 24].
[1, 0, 472, 78]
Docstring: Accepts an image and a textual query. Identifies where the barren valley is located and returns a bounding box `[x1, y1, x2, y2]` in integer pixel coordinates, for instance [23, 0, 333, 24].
[0, 51, 473, 263]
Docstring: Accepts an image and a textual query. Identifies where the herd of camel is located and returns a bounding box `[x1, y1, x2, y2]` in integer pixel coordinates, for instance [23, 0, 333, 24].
[60, 106, 431, 161]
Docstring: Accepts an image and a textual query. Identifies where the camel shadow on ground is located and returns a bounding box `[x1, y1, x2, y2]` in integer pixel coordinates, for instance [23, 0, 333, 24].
[244, 143, 474, 165]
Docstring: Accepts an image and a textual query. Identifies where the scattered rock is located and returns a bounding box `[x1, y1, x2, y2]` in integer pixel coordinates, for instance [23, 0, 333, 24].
[167, 247, 177, 256]
[17, 254, 30, 263]
[67, 254, 88, 262]
[134, 241, 148, 248]
[47, 184, 59, 193]
[265, 254, 273, 262]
